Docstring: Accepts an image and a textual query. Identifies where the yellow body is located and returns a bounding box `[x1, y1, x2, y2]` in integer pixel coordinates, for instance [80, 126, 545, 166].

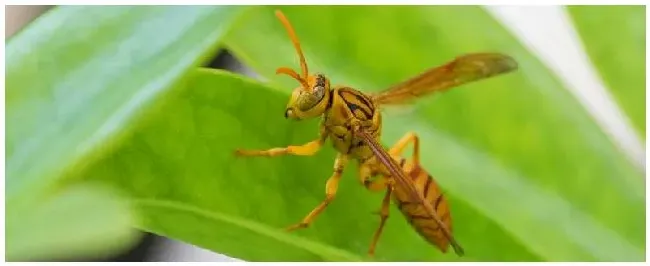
[237, 83, 459, 256]
[315, 85, 456, 254]
[323, 86, 382, 161]
[235, 10, 518, 258]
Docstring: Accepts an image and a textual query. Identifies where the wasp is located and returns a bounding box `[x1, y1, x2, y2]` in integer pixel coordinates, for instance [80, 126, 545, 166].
[235, 9, 518, 258]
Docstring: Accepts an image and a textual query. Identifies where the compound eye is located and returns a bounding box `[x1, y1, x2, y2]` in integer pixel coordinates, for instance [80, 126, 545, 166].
[296, 75, 327, 111]
[297, 93, 317, 111]
[312, 85, 325, 100]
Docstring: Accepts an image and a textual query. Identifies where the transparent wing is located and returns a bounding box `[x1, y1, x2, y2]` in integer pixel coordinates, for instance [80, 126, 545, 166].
[371, 53, 518, 106]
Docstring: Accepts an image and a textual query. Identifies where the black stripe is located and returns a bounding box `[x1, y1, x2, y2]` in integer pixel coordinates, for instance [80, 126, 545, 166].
[434, 193, 443, 210]
[348, 102, 372, 118]
[399, 158, 406, 167]
[350, 90, 375, 110]
[423, 176, 433, 198]
[338, 90, 373, 118]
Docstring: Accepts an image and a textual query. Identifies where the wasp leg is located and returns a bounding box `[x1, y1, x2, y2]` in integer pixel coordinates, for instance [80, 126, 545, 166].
[285, 154, 348, 232]
[359, 163, 394, 257]
[236, 125, 327, 157]
[368, 185, 393, 257]
[359, 163, 391, 192]
[388, 132, 420, 164]
[235, 138, 323, 157]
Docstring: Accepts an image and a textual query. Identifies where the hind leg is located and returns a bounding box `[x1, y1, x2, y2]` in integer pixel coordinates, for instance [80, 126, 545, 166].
[388, 132, 420, 164]
[367, 185, 393, 257]
[360, 132, 421, 257]
[358, 162, 394, 257]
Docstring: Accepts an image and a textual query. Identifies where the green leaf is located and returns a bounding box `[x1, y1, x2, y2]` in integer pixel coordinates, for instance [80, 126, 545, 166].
[75, 69, 373, 261]
[76, 65, 641, 261]
[6, 184, 138, 261]
[5, 5, 244, 260]
[6, 5, 244, 204]
[41, 5, 643, 262]
[134, 198, 363, 261]
[221, 6, 644, 261]
[568, 5, 646, 137]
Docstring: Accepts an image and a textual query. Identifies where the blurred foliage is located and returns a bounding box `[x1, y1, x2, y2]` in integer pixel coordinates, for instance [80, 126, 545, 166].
[5, 5, 243, 261]
[6, 184, 136, 261]
[5, 5, 645, 262]
[568, 5, 646, 137]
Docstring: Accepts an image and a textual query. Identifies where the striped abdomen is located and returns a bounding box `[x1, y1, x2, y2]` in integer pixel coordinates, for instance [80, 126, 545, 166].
[393, 157, 453, 253]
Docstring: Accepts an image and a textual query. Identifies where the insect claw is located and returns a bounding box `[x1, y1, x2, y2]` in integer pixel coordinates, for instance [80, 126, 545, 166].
[371, 210, 390, 220]
[233, 149, 253, 157]
[284, 222, 308, 232]
[453, 245, 465, 257]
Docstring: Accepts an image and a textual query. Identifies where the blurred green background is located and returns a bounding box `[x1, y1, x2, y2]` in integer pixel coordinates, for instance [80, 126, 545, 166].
[5, 5, 645, 262]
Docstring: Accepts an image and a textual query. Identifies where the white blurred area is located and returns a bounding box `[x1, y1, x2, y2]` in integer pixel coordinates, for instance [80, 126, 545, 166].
[486, 6, 645, 172]
[147, 238, 241, 262]
[6, 5, 644, 262]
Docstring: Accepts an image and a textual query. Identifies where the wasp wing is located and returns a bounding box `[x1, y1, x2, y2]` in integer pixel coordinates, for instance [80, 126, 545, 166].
[354, 129, 465, 256]
[371, 53, 518, 106]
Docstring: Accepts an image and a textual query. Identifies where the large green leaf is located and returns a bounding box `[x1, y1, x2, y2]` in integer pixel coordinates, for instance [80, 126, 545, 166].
[220, 6, 644, 261]
[568, 5, 646, 137]
[76, 62, 641, 261]
[5, 5, 244, 260]
[19, 5, 643, 262]
[77, 70, 372, 261]
[6, 5, 243, 204]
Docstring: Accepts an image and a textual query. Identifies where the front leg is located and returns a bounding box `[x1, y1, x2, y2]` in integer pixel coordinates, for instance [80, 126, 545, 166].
[285, 153, 349, 231]
[235, 124, 327, 157]
[235, 138, 323, 157]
